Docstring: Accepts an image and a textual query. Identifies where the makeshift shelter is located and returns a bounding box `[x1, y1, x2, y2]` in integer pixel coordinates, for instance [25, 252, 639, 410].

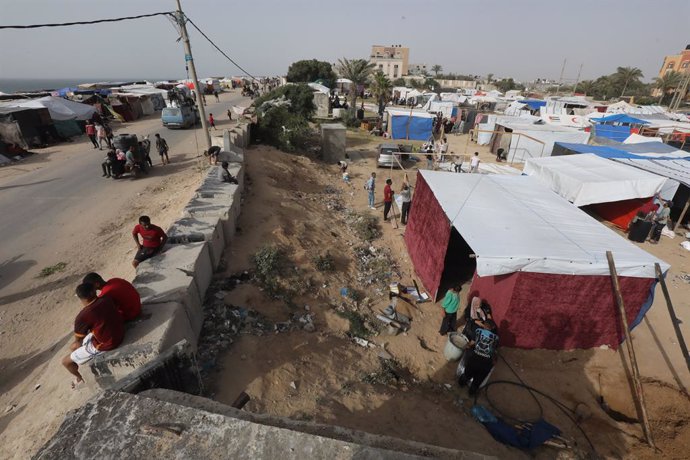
[0, 106, 54, 147]
[490, 119, 590, 163]
[591, 114, 649, 142]
[386, 108, 434, 141]
[404, 171, 668, 350]
[553, 142, 690, 227]
[523, 154, 673, 228]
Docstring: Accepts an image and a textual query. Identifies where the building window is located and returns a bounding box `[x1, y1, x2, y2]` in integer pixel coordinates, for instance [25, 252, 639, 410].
[682, 61, 689, 69]
[394, 64, 399, 78]
[667, 62, 675, 69]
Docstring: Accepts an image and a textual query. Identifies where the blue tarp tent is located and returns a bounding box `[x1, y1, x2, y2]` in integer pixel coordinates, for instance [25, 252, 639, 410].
[520, 99, 547, 110]
[552, 141, 690, 160]
[387, 108, 434, 141]
[591, 114, 650, 141]
[591, 114, 649, 125]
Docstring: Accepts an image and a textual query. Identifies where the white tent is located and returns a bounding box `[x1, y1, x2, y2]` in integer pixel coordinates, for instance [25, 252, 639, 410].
[624, 133, 662, 144]
[495, 120, 590, 162]
[5, 96, 95, 121]
[307, 83, 330, 94]
[523, 153, 671, 206]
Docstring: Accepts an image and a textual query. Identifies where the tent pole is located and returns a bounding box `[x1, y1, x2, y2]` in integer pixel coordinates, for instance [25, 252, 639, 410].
[674, 199, 690, 232]
[655, 263, 690, 374]
[606, 251, 656, 449]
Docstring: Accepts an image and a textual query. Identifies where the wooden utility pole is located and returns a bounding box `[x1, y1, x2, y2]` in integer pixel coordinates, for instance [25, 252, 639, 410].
[175, 0, 211, 150]
[655, 263, 690, 374]
[606, 251, 655, 449]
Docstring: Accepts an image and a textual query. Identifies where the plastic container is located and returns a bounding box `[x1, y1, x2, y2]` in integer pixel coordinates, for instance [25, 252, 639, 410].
[443, 332, 468, 361]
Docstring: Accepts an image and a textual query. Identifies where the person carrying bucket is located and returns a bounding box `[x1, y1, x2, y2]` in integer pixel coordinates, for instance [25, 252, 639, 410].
[458, 318, 500, 396]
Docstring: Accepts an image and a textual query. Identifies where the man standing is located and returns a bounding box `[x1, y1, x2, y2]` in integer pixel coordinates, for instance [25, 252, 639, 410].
[227, 109, 232, 121]
[400, 183, 412, 225]
[383, 178, 394, 221]
[82, 272, 141, 321]
[154, 133, 170, 165]
[365, 172, 376, 210]
[214, 90, 220, 102]
[470, 152, 480, 173]
[131, 215, 167, 268]
[95, 123, 107, 150]
[650, 201, 671, 244]
[61, 283, 124, 389]
[85, 121, 98, 149]
[458, 318, 499, 396]
[209, 113, 217, 130]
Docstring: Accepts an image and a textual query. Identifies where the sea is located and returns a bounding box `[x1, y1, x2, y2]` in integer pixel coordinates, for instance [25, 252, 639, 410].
[0, 78, 174, 94]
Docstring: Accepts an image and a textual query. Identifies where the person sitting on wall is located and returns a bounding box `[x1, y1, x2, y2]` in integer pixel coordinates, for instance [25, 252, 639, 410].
[82, 272, 141, 321]
[61, 283, 124, 389]
[131, 215, 167, 268]
[220, 161, 239, 184]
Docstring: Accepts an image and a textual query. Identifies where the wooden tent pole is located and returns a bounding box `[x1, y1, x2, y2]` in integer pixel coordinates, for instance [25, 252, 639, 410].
[606, 251, 655, 449]
[655, 263, 690, 374]
[674, 199, 690, 231]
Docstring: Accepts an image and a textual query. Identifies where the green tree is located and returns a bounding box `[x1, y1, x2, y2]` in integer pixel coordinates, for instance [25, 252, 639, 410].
[337, 58, 375, 111]
[575, 80, 595, 95]
[614, 66, 644, 97]
[431, 64, 443, 77]
[486, 73, 494, 84]
[392, 77, 406, 87]
[255, 84, 315, 119]
[286, 59, 337, 88]
[423, 78, 440, 92]
[495, 78, 516, 93]
[370, 70, 392, 105]
[654, 71, 684, 104]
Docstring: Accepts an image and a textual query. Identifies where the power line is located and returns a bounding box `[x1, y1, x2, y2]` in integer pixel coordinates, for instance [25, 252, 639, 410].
[185, 17, 259, 82]
[0, 12, 174, 29]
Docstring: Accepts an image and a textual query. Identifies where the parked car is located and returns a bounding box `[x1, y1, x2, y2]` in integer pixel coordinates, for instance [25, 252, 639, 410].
[377, 143, 403, 168]
[161, 105, 199, 129]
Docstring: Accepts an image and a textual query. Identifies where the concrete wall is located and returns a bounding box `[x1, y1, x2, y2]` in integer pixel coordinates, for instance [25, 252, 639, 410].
[85, 123, 250, 390]
[321, 123, 346, 163]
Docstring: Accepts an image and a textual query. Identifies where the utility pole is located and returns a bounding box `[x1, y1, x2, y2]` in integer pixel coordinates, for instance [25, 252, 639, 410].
[175, 0, 211, 150]
[558, 58, 567, 95]
[573, 63, 583, 94]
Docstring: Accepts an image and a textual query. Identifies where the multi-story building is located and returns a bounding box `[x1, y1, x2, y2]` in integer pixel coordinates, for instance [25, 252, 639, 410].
[408, 63, 428, 76]
[658, 44, 690, 78]
[370, 45, 409, 79]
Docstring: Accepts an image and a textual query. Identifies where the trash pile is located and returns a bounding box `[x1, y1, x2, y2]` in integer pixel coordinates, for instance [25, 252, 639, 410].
[353, 245, 396, 285]
[321, 185, 345, 211]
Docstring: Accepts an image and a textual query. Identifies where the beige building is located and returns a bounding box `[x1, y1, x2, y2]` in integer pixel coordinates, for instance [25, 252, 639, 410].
[658, 45, 690, 78]
[370, 45, 409, 79]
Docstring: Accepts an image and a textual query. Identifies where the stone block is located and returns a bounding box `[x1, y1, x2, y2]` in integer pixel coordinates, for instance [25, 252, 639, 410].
[321, 123, 346, 163]
[167, 216, 226, 269]
[86, 302, 194, 389]
[313, 92, 329, 118]
[183, 194, 239, 243]
[133, 242, 212, 337]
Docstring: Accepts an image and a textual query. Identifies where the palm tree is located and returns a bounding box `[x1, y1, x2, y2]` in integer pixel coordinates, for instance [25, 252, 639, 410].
[615, 66, 644, 97]
[431, 64, 443, 77]
[576, 80, 595, 96]
[654, 71, 684, 104]
[370, 71, 392, 114]
[486, 73, 494, 84]
[337, 58, 375, 111]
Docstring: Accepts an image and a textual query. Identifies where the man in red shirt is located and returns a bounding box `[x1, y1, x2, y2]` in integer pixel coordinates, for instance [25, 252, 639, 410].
[83, 272, 141, 321]
[131, 215, 167, 268]
[62, 283, 124, 388]
[85, 121, 99, 149]
[383, 178, 394, 221]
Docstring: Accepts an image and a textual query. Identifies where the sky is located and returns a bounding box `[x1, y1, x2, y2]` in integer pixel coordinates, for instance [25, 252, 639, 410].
[0, 0, 688, 83]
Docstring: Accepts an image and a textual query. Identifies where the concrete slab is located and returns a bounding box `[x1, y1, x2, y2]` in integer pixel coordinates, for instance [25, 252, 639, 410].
[86, 302, 194, 389]
[36, 391, 494, 459]
[197, 164, 244, 196]
[133, 242, 212, 337]
[321, 123, 346, 163]
[183, 195, 239, 243]
[167, 216, 225, 269]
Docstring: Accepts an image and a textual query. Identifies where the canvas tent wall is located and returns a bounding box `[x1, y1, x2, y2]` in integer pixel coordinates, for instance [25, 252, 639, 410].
[0, 106, 53, 147]
[591, 114, 649, 142]
[491, 120, 590, 163]
[404, 170, 668, 350]
[523, 154, 673, 228]
[386, 108, 434, 141]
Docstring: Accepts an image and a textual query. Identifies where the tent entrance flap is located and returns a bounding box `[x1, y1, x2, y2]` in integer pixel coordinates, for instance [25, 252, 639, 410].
[437, 228, 477, 301]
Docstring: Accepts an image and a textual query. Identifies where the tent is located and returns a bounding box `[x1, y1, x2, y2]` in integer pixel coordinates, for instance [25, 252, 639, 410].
[6, 96, 95, 121]
[520, 99, 547, 111]
[0, 106, 54, 148]
[523, 154, 674, 228]
[552, 141, 690, 160]
[386, 108, 434, 141]
[591, 114, 649, 142]
[490, 120, 590, 163]
[404, 171, 669, 350]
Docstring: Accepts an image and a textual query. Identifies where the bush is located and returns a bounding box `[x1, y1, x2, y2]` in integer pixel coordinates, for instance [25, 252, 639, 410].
[312, 252, 335, 272]
[253, 245, 288, 296]
[256, 106, 312, 152]
[338, 109, 361, 128]
[349, 212, 381, 242]
[255, 84, 315, 119]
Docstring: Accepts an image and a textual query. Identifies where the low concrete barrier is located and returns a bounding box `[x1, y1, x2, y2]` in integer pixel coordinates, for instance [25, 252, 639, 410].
[167, 216, 226, 269]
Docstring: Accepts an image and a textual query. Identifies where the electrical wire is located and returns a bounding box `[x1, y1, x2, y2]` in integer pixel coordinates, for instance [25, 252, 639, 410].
[0, 12, 174, 29]
[184, 17, 259, 82]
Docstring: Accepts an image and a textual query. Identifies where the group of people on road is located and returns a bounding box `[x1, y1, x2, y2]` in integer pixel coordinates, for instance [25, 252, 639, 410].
[85, 120, 113, 150]
[61, 272, 141, 389]
[362, 172, 414, 225]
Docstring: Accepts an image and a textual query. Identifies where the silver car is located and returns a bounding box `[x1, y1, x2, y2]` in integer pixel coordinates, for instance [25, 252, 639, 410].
[377, 143, 402, 168]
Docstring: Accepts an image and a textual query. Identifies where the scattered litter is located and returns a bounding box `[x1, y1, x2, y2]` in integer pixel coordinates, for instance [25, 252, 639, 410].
[5, 404, 16, 413]
[214, 291, 227, 300]
[661, 227, 676, 239]
[444, 384, 452, 390]
[352, 336, 376, 348]
[34, 384, 41, 391]
[404, 286, 429, 303]
[681, 241, 690, 251]
[290, 381, 297, 390]
[676, 273, 690, 283]
[378, 350, 393, 360]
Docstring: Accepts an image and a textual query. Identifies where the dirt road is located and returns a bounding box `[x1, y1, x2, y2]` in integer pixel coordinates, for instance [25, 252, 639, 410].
[0, 91, 249, 458]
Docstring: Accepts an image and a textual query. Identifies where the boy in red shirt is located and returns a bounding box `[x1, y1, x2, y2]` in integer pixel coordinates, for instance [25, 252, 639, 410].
[209, 113, 216, 130]
[131, 215, 167, 268]
[85, 121, 99, 149]
[383, 178, 394, 221]
[62, 283, 124, 388]
[83, 272, 141, 321]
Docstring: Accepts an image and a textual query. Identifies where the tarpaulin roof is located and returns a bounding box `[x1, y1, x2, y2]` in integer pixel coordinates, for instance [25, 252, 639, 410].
[307, 82, 330, 94]
[592, 114, 649, 125]
[523, 153, 670, 206]
[555, 141, 690, 160]
[611, 158, 690, 189]
[520, 99, 547, 110]
[419, 170, 668, 278]
[0, 96, 95, 121]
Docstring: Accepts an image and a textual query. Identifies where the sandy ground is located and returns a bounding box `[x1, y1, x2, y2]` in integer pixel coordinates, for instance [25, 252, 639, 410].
[0, 91, 247, 458]
[202, 130, 690, 458]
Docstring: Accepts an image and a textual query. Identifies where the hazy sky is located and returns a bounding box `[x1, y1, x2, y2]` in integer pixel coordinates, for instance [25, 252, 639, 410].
[0, 0, 687, 83]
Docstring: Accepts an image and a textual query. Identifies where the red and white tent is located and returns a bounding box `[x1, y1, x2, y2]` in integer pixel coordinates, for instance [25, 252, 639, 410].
[405, 171, 669, 350]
